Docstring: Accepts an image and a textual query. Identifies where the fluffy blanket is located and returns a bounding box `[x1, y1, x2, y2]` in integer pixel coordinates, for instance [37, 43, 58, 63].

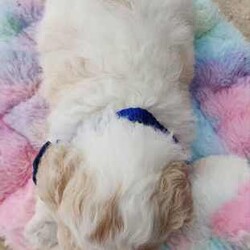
[0, 0, 249, 249]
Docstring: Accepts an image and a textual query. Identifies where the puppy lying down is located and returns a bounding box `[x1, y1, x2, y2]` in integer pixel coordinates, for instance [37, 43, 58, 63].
[25, 0, 195, 249]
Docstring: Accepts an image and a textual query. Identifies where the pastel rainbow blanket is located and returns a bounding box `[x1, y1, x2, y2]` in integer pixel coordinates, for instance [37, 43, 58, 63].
[0, 0, 249, 249]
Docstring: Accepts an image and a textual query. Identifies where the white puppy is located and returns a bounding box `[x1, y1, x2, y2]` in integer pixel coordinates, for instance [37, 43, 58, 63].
[26, 0, 195, 249]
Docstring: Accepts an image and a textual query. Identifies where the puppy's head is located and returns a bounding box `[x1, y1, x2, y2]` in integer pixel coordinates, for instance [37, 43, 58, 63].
[34, 116, 193, 249]
[34, 141, 124, 248]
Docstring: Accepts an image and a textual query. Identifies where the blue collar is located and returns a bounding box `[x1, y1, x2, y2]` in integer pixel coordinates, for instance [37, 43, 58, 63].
[32, 141, 51, 185]
[33, 108, 178, 185]
[116, 107, 178, 143]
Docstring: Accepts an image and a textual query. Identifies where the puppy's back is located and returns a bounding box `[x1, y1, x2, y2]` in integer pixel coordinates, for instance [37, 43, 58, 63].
[39, 0, 193, 101]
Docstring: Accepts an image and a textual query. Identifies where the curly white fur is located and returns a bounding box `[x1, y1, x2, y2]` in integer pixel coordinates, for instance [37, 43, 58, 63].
[26, 0, 195, 249]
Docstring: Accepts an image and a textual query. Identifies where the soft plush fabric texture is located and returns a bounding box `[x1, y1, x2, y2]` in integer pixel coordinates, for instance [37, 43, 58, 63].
[0, 0, 249, 249]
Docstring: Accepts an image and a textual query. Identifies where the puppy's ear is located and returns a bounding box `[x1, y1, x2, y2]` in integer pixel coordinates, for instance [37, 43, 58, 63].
[152, 161, 193, 241]
[36, 143, 80, 210]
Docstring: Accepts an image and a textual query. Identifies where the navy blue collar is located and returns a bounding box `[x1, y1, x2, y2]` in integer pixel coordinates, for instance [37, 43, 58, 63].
[32, 141, 51, 185]
[33, 108, 178, 185]
[116, 107, 178, 143]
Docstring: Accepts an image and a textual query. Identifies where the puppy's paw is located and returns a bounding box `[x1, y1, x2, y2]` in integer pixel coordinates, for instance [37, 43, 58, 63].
[25, 219, 58, 249]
